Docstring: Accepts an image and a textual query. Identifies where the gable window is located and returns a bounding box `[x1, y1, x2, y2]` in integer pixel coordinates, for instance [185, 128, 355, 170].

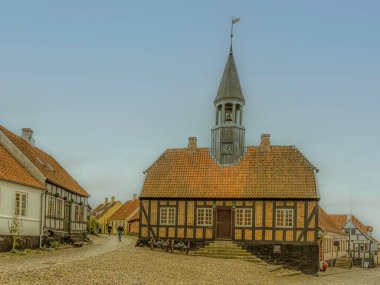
[160, 207, 176, 225]
[235, 208, 252, 227]
[276, 209, 293, 228]
[15, 192, 27, 216]
[56, 199, 63, 219]
[197, 208, 213, 226]
[47, 196, 55, 217]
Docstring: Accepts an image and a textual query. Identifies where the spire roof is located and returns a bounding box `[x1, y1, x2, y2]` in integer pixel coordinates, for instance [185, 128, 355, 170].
[215, 48, 245, 103]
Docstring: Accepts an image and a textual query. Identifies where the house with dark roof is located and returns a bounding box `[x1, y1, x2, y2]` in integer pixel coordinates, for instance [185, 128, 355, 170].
[93, 197, 122, 234]
[107, 195, 139, 235]
[330, 214, 378, 267]
[0, 126, 90, 250]
[138, 42, 321, 273]
[318, 207, 347, 265]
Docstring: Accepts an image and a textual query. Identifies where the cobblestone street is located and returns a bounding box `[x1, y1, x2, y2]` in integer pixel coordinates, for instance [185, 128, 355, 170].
[0, 235, 379, 285]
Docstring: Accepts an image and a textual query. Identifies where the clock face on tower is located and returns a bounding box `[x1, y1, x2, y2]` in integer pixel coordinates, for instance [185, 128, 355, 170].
[221, 143, 233, 154]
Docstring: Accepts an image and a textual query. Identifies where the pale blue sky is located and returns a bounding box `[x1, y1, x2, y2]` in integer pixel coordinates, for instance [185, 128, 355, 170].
[1, 1, 379, 239]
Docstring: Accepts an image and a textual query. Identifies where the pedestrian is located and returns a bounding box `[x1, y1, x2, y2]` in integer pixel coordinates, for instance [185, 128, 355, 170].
[107, 224, 112, 236]
[117, 224, 124, 242]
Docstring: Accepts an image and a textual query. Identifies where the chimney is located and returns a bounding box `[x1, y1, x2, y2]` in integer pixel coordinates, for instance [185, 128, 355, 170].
[188, 137, 197, 152]
[105, 197, 109, 204]
[111, 196, 115, 203]
[133, 194, 138, 200]
[260, 134, 270, 151]
[21, 128, 35, 146]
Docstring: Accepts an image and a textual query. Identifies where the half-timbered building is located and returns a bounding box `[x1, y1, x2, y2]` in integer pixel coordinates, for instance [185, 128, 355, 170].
[139, 45, 320, 272]
[0, 126, 90, 243]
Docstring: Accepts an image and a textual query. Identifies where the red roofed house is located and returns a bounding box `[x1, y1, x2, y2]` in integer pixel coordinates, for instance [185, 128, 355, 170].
[108, 195, 139, 235]
[330, 214, 378, 267]
[0, 126, 90, 251]
[318, 207, 347, 266]
[138, 43, 321, 273]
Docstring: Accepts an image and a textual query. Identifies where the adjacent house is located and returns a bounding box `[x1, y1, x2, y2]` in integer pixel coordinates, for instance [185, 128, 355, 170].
[0, 143, 46, 251]
[318, 207, 347, 265]
[139, 45, 321, 273]
[330, 214, 378, 267]
[93, 197, 122, 233]
[108, 195, 139, 235]
[0, 126, 90, 250]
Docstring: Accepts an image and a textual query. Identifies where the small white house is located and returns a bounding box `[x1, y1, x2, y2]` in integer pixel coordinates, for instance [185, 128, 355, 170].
[331, 214, 378, 267]
[0, 125, 90, 251]
[0, 144, 45, 251]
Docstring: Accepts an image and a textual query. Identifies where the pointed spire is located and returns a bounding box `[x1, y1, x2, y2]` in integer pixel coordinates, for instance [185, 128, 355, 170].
[215, 48, 245, 103]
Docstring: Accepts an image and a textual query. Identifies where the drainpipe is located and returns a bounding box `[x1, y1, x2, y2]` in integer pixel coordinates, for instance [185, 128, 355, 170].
[39, 190, 47, 248]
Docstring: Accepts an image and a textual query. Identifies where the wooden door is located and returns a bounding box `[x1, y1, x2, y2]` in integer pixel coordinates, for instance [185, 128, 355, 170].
[216, 210, 232, 239]
[64, 203, 70, 233]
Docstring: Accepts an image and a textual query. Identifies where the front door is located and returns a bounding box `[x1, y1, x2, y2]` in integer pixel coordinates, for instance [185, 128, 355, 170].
[216, 210, 232, 239]
[64, 203, 70, 233]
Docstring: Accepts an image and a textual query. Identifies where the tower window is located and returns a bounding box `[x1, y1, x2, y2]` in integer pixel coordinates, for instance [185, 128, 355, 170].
[225, 104, 233, 122]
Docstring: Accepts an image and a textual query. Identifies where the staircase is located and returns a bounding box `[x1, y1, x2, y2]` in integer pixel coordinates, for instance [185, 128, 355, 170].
[334, 257, 351, 269]
[190, 241, 262, 263]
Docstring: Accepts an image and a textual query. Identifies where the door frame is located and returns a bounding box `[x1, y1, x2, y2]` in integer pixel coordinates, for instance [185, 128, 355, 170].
[64, 202, 71, 234]
[215, 208, 232, 240]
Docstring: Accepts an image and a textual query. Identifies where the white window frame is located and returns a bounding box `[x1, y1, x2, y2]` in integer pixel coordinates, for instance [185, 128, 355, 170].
[160, 207, 176, 225]
[15, 192, 28, 216]
[276, 208, 294, 228]
[197, 208, 213, 226]
[235, 208, 252, 227]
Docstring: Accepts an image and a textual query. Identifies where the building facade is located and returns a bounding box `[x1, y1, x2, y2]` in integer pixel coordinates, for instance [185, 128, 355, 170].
[108, 195, 139, 235]
[93, 197, 122, 234]
[331, 214, 378, 267]
[0, 126, 90, 250]
[139, 45, 321, 273]
[318, 207, 347, 265]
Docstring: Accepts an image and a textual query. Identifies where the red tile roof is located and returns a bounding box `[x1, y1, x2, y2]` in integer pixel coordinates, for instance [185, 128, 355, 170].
[108, 199, 139, 221]
[0, 144, 44, 189]
[330, 214, 374, 238]
[141, 146, 318, 199]
[0, 126, 89, 197]
[318, 207, 345, 235]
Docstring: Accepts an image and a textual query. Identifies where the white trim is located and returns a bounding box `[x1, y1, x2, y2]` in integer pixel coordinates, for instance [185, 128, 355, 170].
[276, 208, 294, 228]
[0, 215, 40, 222]
[196, 208, 213, 226]
[235, 208, 252, 227]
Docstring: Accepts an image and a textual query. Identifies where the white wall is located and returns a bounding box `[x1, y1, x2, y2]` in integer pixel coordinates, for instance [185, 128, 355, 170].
[0, 180, 43, 236]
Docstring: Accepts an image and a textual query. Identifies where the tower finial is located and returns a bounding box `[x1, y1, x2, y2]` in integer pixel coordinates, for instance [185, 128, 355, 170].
[230, 17, 240, 53]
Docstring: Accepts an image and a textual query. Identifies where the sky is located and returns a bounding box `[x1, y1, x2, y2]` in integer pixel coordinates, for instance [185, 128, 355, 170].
[0, 1, 379, 239]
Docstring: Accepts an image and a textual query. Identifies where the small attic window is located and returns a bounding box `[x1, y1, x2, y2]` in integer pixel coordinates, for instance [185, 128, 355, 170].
[35, 156, 45, 166]
[46, 162, 55, 172]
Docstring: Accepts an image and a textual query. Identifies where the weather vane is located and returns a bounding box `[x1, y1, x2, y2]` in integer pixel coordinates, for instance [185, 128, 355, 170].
[230, 16, 240, 48]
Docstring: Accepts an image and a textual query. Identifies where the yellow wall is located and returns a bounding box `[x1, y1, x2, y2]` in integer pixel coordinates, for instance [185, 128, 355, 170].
[94, 202, 123, 233]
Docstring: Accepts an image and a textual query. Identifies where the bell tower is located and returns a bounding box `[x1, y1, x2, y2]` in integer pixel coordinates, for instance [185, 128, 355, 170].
[210, 44, 246, 165]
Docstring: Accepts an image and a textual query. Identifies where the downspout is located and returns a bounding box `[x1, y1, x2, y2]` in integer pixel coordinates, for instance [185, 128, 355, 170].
[39, 190, 46, 248]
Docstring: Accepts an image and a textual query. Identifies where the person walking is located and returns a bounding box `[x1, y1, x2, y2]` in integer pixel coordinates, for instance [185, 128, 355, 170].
[107, 224, 112, 236]
[117, 224, 124, 242]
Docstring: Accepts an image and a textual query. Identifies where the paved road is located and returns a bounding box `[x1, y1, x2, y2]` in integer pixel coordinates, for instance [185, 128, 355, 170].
[1, 235, 379, 284]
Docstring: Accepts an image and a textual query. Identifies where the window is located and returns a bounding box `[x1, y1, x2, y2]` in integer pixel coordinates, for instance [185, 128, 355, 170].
[276, 209, 293, 228]
[56, 199, 63, 219]
[47, 196, 55, 217]
[160, 207, 175, 225]
[235, 208, 252, 227]
[80, 206, 85, 222]
[15, 193, 27, 216]
[74, 205, 79, 222]
[197, 208, 213, 226]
